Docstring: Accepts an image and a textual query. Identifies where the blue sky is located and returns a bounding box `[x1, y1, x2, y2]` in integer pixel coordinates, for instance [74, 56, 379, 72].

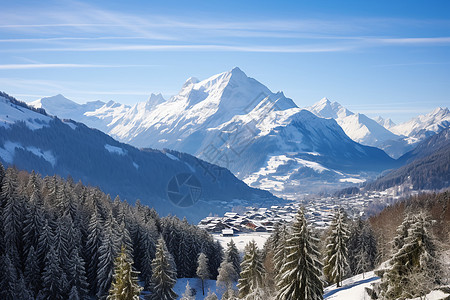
[0, 0, 449, 123]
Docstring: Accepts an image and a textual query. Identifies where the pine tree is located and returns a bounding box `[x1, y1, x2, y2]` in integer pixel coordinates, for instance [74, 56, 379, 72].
[216, 260, 238, 294]
[85, 208, 103, 295]
[107, 245, 142, 300]
[204, 290, 218, 300]
[224, 239, 240, 275]
[180, 281, 195, 300]
[347, 218, 377, 277]
[66, 247, 89, 299]
[380, 213, 443, 299]
[24, 246, 41, 297]
[150, 237, 178, 300]
[197, 252, 210, 295]
[237, 240, 264, 299]
[323, 208, 350, 287]
[277, 209, 323, 300]
[97, 214, 120, 299]
[0, 253, 18, 300]
[273, 224, 288, 282]
[41, 243, 67, 300]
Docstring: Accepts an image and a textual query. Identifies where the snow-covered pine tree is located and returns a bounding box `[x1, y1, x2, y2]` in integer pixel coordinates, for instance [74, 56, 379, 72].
[24, 245, 41, 297]
[354, 220, 377, 278]
[204, 289, 218, 300]
[85, 208, 104, 295]
[380, 213, 443, 299]
[1, 168, 24, 269]
[197, 252, 210, 295]
[273, 224, 288, 282]
[66, 247, 89, 299]
[0, 253, 18, 300]
[22, 200, 44, 259]
[277, 208, 323, 300]
[237, 240, 265, 299]
[224, 239, 241, 275]
[180, 281, 195, 300]
[135, 223, 156, 290]
[41, 243, 67, 300]
[323, 208, 350, 287]
[97, 214, 120, 299]
[150, 237, 178, 300]
[107, 245, 142, 300]
[347, 218, 377, 277]
[216, 260, 238, 293]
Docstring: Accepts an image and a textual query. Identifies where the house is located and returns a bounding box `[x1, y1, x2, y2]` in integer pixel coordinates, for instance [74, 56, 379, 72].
[222, 229, 234, 237]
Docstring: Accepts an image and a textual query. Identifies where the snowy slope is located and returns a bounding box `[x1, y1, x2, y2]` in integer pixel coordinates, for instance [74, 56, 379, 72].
[324, 271, 380, 300]
[307, 98, 401, 148]
[0, 94, 52, 130]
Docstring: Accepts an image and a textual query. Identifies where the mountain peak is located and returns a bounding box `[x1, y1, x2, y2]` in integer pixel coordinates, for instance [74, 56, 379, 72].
[182, 77, 200, 88]
[146, 93, 165, 108]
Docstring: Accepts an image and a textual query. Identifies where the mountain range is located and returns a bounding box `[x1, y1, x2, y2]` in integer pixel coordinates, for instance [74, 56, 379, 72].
[0, 92, 278, 222]
[26, 68, 449, 196]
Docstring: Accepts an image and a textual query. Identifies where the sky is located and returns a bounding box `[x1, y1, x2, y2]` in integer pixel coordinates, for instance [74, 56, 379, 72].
[0, 0, 449, 123]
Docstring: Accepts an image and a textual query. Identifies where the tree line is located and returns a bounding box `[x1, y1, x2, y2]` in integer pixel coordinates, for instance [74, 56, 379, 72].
[0, 164, 220, 299]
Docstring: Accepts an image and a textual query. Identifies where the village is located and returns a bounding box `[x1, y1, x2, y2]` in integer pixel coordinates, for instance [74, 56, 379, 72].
[198, 187, 411, 237]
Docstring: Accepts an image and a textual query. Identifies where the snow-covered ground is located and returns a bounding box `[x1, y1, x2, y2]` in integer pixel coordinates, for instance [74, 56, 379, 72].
[213, 232, 271, 252]
[174, 278, 231, 299]
[324, 271, 380, 300]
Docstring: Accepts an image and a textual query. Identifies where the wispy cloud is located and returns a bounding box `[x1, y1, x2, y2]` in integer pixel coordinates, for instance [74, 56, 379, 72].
[1, 44, 354, 53]
[0, 63, 157, 70]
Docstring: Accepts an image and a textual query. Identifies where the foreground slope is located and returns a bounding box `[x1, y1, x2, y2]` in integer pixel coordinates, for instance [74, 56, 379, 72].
[0, 92, 278, 222]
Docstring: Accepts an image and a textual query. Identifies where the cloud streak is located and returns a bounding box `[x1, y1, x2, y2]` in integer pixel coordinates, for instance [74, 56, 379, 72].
[0, 63, 158, 70]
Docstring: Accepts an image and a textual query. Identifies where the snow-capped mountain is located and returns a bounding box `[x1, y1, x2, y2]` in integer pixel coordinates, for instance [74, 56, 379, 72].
[390, 107, 450, 143]
[1, 92, 278, 222]
[306, 98, 401, 149]
[30, 94, 130, 133]
[31, 68, 398, 196]
[374, 116, 396, 130]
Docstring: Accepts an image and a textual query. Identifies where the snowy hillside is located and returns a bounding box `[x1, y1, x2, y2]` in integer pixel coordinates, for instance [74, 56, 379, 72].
[1, 93, 279, 222]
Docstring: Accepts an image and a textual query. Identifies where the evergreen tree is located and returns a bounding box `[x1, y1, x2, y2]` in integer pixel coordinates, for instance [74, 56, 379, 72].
[277, 209, 323, 300]
[107, 245, 142, 300]
[0, 253, 18, 300]
[41, 243, 67, 300]
[204, 290, 218, 300]
[97, 214, 120, 299]
[380, 213, 443, 299]
[323, 208, 350, 287]
[24, 246, 41, 297]
[273, 224, 288, 282]
[224, 239, 240, 275]
[237, 240, 264, 299]
[216, 260, 238, 293]
[67, 247, 89, 299]
[150, 237, 177, 300]
[86, 208, 103, 295]
[197, 252, 210, 295]
[180, 281, 195, 300]
[347, 218, 377, 277]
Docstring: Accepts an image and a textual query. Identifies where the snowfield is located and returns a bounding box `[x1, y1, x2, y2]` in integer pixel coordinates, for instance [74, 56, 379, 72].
[213, 232, 272, 252]
[324, 271, 379, 300]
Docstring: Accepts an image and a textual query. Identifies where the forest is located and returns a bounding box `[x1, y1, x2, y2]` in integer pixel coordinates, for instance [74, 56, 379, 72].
[0, 163, 448, 299]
